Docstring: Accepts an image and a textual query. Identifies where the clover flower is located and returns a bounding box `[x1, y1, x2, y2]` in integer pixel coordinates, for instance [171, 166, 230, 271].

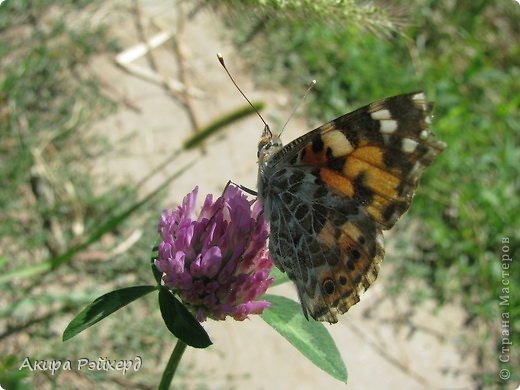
[155, 185, 273, 321]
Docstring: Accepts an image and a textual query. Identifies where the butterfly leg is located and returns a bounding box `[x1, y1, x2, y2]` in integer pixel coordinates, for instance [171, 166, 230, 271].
[223, 180, 258, 196]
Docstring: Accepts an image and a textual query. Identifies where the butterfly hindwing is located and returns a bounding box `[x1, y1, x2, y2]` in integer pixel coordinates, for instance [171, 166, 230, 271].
[266, 165, 384, 322]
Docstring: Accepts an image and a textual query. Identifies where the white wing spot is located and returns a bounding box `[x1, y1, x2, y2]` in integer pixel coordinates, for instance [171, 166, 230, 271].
[370, 109, 392, 120]
[412, 92, 429, 110]
[412, 92, 426, 101]
[319, 123, 335, 132]
[376, 232, 384, 248]
[419, 130, 429, 140]
[380, 119, 398, 134]
[408, 162, 426, 179]
[322, 130, 354, 156]
[402, 138, 418, 153]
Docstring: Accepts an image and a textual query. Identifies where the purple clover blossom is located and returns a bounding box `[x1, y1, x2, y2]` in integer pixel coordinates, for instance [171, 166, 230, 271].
[155, 185, 273, 322]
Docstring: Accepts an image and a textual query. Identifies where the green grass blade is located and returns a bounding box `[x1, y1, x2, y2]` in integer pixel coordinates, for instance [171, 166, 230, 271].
[183, 102, 265, 150]
[0, 160, 196, 284]
[50, 159, 196, 268]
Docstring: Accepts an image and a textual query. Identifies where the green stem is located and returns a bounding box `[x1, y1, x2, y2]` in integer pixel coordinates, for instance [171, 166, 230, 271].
[159, 339, 188, 390]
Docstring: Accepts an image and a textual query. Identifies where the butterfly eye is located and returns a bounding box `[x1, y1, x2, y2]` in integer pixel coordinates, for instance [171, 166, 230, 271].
[322, 278, 336, 296]
[258, 142, 270, 158]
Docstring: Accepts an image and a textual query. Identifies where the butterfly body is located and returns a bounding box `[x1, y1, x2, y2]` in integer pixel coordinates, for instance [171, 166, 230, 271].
[257, 91, 446, 323]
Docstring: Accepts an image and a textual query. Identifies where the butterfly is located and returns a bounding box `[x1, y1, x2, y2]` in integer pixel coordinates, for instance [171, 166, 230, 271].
[256, 91, 446, 323]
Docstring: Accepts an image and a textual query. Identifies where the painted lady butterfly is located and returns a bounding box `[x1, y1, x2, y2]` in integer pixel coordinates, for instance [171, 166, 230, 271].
[256, 92, 446, 323]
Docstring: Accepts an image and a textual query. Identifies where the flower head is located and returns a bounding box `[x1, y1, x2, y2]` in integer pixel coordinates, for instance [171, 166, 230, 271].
[155, 185, 273, 321]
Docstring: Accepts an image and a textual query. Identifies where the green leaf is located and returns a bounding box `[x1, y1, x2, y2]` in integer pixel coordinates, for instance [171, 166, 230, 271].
[62, 285, 157, 341]
[269, 266, 290, 286]
[261, 294, 347, 383]
[158, 287, 212, 349]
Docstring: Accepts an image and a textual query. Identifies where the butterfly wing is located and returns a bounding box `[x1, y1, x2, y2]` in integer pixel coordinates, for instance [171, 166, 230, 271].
[261, 91, 446, 323]
[266, 165, 384, 323]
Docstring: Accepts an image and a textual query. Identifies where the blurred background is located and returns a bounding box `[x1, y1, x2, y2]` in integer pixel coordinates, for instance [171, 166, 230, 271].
[1, 1, 518, 389]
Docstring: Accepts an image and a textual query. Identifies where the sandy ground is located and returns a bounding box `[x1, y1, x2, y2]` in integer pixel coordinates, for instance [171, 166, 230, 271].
[90, 2, 477, 388]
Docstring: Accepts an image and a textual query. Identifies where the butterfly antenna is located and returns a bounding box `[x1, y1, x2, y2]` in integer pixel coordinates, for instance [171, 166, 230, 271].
[280, 79, 316, 136]
[217, 53, 270, 135]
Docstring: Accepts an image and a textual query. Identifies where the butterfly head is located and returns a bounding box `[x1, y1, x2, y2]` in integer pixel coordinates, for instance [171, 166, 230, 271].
[257, 124, 283, 166]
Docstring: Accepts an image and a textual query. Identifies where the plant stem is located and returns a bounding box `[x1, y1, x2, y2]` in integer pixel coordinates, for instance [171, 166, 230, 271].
[159, 339, 188, 390]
